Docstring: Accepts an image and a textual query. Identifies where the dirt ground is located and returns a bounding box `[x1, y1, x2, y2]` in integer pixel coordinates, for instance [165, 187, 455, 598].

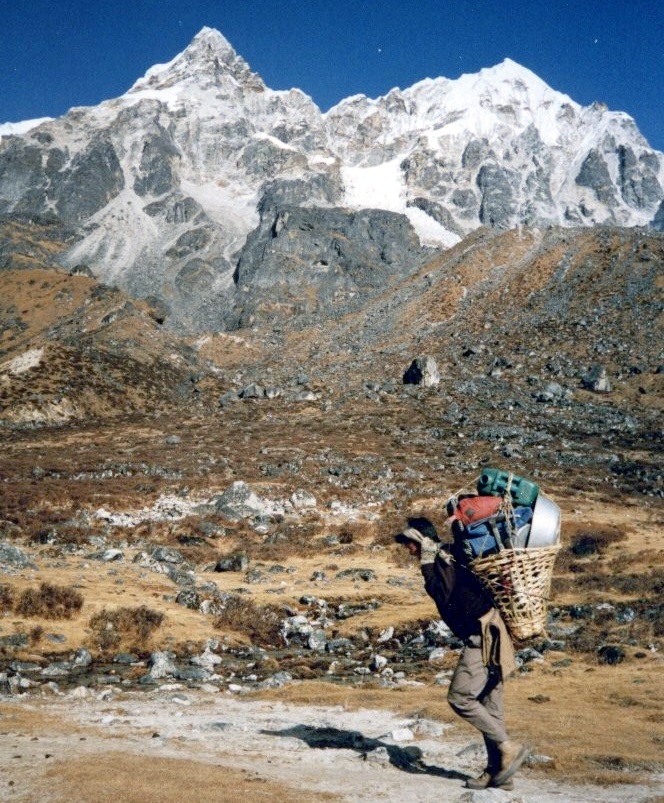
[2, 689, 663, 803]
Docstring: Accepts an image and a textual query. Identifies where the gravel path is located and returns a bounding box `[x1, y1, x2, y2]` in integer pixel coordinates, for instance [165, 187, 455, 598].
[3, 687, 661, 802]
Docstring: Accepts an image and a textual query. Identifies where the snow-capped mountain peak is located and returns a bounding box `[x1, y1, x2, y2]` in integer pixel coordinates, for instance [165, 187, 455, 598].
[0, 27, 662, 333]
[128, 25, 264, 98]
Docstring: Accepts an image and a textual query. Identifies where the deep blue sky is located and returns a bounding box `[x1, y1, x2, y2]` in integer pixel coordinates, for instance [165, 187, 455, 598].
[2, 1, 662, 151]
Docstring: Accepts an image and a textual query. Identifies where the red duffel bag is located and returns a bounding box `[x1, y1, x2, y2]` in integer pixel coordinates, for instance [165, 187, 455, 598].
[448, 495, 502, 526]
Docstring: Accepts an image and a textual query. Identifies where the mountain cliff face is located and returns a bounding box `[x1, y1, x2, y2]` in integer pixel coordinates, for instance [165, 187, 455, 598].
[0, 27, 662, 331]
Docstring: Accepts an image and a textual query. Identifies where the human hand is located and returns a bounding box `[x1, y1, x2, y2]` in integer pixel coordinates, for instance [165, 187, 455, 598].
[419, 536, 439, 565]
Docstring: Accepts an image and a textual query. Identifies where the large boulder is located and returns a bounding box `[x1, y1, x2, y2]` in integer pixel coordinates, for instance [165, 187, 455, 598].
[403, 356, 440, 387]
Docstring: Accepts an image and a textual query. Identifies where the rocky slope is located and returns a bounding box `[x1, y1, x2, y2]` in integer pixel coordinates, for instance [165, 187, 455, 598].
[0, 27, 662, 331]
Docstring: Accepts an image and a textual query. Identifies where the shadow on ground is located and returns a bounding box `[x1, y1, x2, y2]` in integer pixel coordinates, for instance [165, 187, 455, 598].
[261, 724, 469, 780]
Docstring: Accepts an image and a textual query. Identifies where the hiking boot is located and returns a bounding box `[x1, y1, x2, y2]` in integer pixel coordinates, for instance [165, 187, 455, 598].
[493, 740, 530, 785]
[465, 771, 514, 791]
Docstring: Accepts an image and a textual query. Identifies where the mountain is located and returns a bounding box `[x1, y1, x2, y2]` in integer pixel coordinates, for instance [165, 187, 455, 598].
[0, 27, 662, 332]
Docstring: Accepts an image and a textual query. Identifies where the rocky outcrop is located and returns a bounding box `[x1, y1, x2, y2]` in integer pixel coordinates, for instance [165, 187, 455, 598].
[231, 205, 432, 327]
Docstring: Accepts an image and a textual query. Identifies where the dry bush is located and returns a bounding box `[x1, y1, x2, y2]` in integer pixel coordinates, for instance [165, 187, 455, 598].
[88, 605, 164, 653]
[566, 525, 627, 556]
[213, 596, 283, 646]
[555, 567, 664, 600]
[13, 582, 83, 619]
[0, 584, 15, 612]
[29, 523, 97, 546]
[29, 625, 44, 645]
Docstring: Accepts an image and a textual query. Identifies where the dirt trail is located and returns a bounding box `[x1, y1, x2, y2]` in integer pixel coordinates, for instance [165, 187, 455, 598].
[2, 689, 661, 803]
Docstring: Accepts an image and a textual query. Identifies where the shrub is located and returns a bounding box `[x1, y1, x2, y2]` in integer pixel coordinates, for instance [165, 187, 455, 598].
[29, 625, 44, 645]
[13, 582, 83, 619]
[0, 584, 15, 612]
[88, 605, 165, 653]
[213, 596, 282, 646]
[568, 527, 627, 556]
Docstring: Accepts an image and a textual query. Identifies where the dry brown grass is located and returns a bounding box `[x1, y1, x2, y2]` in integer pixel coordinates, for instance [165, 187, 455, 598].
[37, 753, 331, 803]
[212, 596, 283, 646]
[87, 605, 165, 654]
[0, 581, 83, 619]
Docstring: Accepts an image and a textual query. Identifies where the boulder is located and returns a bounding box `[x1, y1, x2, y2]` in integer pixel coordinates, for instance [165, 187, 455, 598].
[214, 552, 249, 573]
[581, 364, 612, 392]
[0, 542, 33, 570]
[403, 356, 440, 387]
[148, 651, 178, 679]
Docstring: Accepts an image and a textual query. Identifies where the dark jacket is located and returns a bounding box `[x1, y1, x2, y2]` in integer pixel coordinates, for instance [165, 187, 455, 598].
[420, 547, 495, 640]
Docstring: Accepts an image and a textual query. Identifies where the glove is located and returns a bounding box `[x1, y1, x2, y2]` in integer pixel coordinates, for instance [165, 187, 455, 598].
[419, 536, 440, 566]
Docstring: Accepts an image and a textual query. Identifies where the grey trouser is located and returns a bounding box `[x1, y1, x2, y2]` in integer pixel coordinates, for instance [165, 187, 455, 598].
[447, 636, 509, 750]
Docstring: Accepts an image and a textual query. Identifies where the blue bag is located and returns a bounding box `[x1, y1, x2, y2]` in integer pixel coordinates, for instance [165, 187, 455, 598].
[461, 506, 533, 559]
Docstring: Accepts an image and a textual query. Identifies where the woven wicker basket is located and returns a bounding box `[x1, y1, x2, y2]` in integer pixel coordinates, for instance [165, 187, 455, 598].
[470, 545, 560, 640]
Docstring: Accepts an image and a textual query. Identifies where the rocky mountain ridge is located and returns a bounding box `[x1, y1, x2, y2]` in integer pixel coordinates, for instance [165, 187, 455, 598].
[0, 27, 662, 332]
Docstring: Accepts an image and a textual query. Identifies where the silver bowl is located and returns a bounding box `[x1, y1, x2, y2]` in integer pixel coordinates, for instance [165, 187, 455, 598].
[527, 493, 561, 548]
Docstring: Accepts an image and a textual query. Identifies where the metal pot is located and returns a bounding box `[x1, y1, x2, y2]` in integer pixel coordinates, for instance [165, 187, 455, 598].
[527, 493, 561, 548]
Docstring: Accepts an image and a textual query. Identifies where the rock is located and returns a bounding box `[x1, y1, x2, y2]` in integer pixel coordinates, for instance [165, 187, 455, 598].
[200, 598, 228, 615]
[240, 383, 265, 399]
[425, 620, 454, 645]
[213, 480, 282, 520]
[390, 727, 415, 742]
[308, 630, 328, 652]
[597, 644, 626, 665]
[377, 627, 394, 644]
[72, 648, 93, 667]
[233, 205, 430, 329]
[151, 546, 185, 564]
[581, 363, 612, 392]
[335, 568, 377, 582]
[326, 637, 354, 654]
[652, 198, 664, 231]
[0, 672, 13, 695]
[148, 651, 178, 679]
[0, 633, 29, 648]
[99, 548, 124, 562]
[403, 356, 440, 387]
[412, 719, 450, 737]
[176, 666, 210, 682]
[292, 390, 319, 402]
[257, 671, 292, 690]
[516, 647, 545, 665]
[113, 653, 139, 664]
[290, 489, 317, 508]
[191, 648, 222, 671]
[175, 588, 201, 609]
[214, 552, 249, 572]
[218, 390, 240, 407]
[535, 381, 568, 403]
[0, 542, 33, 570]
[370, 654, 388, 672]
[10, 661, 41, 672]
[41, 662, 72, 678]
[281, 615, 313, 644]
[576, 149, 617, 206]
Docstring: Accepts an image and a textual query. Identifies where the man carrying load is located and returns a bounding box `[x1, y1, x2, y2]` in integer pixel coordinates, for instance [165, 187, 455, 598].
[395, 516, 531, 790]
